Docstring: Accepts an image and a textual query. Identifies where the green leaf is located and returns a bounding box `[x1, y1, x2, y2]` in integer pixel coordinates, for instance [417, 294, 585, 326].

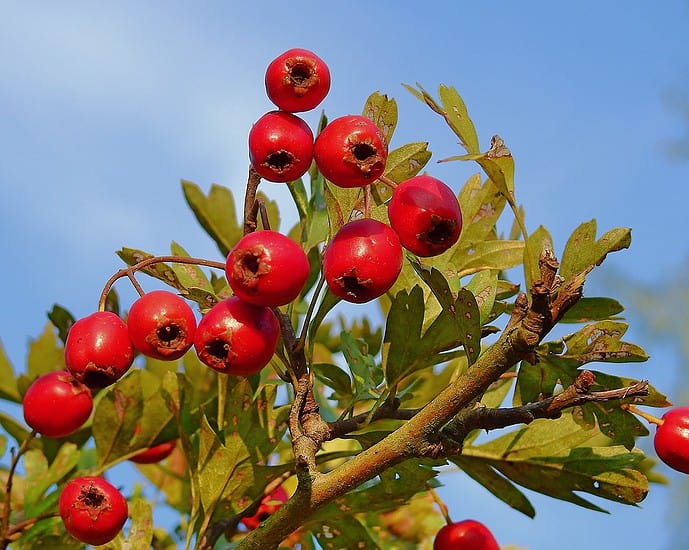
[560, 220, 632, 280]
[324, 179, 361, 232]
[24, 443, 79, 515]
[560, 297, 625, 323]
[47, 304, 75, 345]
[452, 456, 536, 517]
[411, 265, 481, 364]
[462, 414, 649, 512]
[93, 372, 143, 467]
[181, 180, 243, 256]
[26, 323, 64, 382]
[373, 142, 431, 203]
[561, 321, 649, 365]
[523, 225, 553, 294]
[455, 174, 506, 249]
[383, 285, 478, 386]
[464, 270, 498, 325]
[169, 241, 215, 293]
[447, 239, 525, 278]
[404, 84, 479, 155]
[127, 498, 154, 550]
[363, 91, 398, 144]
[313, 516, 379, 550]
[117, 247, 186, 292]
[221, 378, 290, 462]
[0, 339, 20, 402]
[313, 363, 354, 402]
[197, 414, 251, 519]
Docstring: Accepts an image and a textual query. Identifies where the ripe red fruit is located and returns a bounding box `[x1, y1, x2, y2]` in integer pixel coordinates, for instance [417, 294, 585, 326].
[241, 485, 289, 531]
[226, 230, 310, 307]
[65, 311, 134, 388]
[130, 439, 178, 464]
[127, 290, 197, 361]
[433, 520, 500, 550]
[654, 407, 689, 474]
[323, 218, 403, 303]
[59, 476, 128, 546]
[23, 370, 93, 437]
[388, 175, 463, 257]
[265, 48, 331, 112]
[314, 115, 388, 188]
[193, 297, 280, 376]
[248, 110, 314, 183]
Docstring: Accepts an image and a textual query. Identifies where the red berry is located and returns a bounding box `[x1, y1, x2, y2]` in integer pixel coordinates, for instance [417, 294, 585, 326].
[388, 175, 463, 257]
[654, 407, 689, 474]
[265, 48, 331, 112]
[226, 230, 310, 307]
[248, 110, 314, 183]
[65, 311, 134, 388]
[128, 290, 197, 361]
[433, 520, 500, 550]
[241, 485, 289, 531]
[193, 297, 280, 376]
[314, 115, 388, 188]
[323, 218, 403, 303]
[59, 476, 128, 546]
[130, 439, 178, 464]
[23, 371, 93, 437]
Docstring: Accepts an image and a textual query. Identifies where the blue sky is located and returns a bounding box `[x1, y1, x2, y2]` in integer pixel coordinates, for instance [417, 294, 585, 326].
[2, 2, 689, 549]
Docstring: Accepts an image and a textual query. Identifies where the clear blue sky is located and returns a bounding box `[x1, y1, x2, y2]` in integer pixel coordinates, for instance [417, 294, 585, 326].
[2, 2, 689, 549]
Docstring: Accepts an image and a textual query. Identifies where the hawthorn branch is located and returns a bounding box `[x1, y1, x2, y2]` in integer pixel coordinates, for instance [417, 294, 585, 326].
[235, 251, 592, 549]
[436, 370, 650, 454]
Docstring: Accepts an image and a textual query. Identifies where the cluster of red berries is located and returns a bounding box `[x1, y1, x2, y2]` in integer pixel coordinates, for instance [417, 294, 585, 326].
[249, 48, 464, 304]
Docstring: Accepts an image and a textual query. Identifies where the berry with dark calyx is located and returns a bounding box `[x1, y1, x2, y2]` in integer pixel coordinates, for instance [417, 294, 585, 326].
[59, 476, 128, 546]
[433, 519, 500, 550]
[128, 290, 197, 361]
[323, 218, 403, 303]
[248, 110, 314, 183]
[654, 407, 689, 474]
[388, 175, 463, 257]
[226, 230, 310, 307]
[265, 48, 331, 112]
[23, 370, 93, 438]
[314, 115, 388, 188]
[193, 296, 280, 376]
[241, 485, 289, 531]
[65, 311, 134, 389]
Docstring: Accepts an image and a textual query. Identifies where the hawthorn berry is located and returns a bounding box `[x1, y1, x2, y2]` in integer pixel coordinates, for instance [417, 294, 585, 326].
[193, 296, 280, 376]
[226, 230, 310, 307]
[654, 407, 689, 474]
[23, 370, 93, 438]
[130, 439, 178, 464]
[241, 485, 289, 530]
[323, 218, 403, 303]
[248, 110, 314, 183]
[59, 476, 128, 546]
[128, 290, 197, 361]
[65, 311, 134, 388]
[388, 175, 463, 257]
[314, 114, 388, 188]
[265, 48, 331, 112]
[433, 519, 500, 550]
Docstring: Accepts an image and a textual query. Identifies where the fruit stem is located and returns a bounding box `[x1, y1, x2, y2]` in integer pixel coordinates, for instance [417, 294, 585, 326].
[378, 174, 398, 189]
[243, 166, 262, 235]
[621, 403, 664, 426]
[364, 184, 372, 218]
[97, 255, 226, 312]
[427, 484, 452, 525]
[296, 275, 326, 353]
[257, 198, 271, 231]
[126, 271, 146, 297]
[1, 431, 36, 548]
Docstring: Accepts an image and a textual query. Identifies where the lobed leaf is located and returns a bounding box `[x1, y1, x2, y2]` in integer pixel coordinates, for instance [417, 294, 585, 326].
[363, 91, 398, 144]
[461, 414, 649, 512]
[181, 180, 243, 256]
